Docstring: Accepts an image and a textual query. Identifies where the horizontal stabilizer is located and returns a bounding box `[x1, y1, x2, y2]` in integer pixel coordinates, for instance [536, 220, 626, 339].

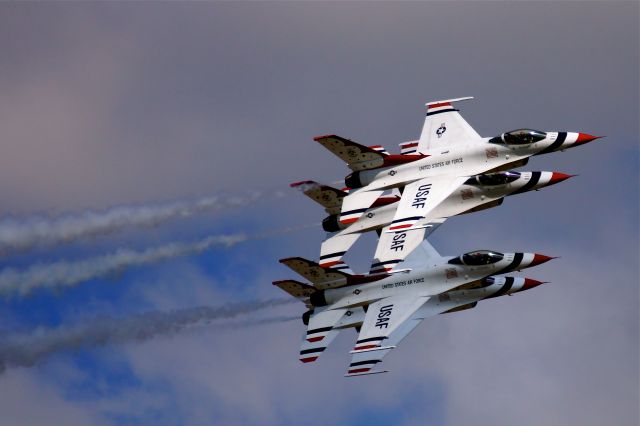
[290, 180, 347, 215]
[272, 280, 316, 302]
[280, 257, 351, 289]
[314, 134, 386, 171]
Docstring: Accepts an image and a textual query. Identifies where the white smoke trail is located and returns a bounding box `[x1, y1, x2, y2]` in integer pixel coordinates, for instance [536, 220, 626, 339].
[0, 299, 299, 373]
[0, 190, 287, 253]
[0, 223, 315, 297]
[0, 234, 244, 297]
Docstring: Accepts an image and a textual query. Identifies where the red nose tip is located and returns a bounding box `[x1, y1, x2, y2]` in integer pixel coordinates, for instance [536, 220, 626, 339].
[548, 172, 575, 186]
[574, 133, 601, 146]
[522, 278, 546, 290]
[530, 254, 555, 267]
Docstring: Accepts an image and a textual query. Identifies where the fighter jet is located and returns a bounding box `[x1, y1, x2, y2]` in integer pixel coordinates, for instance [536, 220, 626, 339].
[314, 97, 599, 231]
[292, 170, 573, 273]
[274, 241, 554, 376]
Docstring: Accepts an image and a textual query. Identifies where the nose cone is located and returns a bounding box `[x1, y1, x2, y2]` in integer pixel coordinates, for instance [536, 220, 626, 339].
[530, 254, 555, 267]
[548, 172, 575, 186]
[522, 278, 546, 290]
[573, 133, 602, 147]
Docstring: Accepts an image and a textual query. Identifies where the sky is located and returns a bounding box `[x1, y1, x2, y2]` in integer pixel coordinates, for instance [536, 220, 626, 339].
[0, 2, 638, 425]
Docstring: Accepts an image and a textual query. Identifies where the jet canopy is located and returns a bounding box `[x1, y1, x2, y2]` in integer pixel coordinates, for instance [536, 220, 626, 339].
[467, 171, 521, 186]
[449, 250, 504, 266]
[492, 129, 547, 145]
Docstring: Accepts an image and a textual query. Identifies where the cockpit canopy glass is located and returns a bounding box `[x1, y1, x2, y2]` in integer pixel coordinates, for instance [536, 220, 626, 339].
[474, 171, 521, 186]
[479, 276, 496, 287]
[460, 250, 504, 266]
[501, 129, 547, 145]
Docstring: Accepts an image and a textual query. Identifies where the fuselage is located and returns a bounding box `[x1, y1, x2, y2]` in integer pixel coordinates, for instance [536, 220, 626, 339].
[312, 251, 550, 309]
[317, 276, 544, 329]
[345, 131, 597, 198]
[349, 132, 578, 192]
[328, 170, 569, 237]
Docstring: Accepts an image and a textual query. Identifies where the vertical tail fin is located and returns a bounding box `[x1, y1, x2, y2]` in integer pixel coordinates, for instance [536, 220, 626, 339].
[418, 97, 480, 151]
[399, 140, 419, 154]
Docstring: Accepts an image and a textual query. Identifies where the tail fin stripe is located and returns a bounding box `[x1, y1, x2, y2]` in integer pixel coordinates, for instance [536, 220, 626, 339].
[426, 108, 459, 117]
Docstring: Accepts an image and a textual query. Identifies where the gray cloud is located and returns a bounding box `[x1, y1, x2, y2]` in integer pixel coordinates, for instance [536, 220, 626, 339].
[0, 2, 636, 426]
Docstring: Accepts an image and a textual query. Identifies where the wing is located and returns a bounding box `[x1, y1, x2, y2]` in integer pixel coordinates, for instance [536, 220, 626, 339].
[345, 294, 430, 376]
[387, 175, 468, 232]
[314, 134, 386, 171]
[345, 293, 480, 376]
[416, 97, 481, 152]
[369, 175, 464, 273]
[369, 220, 443, 274]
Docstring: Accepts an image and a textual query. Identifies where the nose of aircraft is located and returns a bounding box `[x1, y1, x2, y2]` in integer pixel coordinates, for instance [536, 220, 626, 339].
[522, 278, 546, 290]
[530, 254, 555, 267]
[563, 133, 602, 149]
[548, 172, 575, 186]
[574, 133, 601, 146]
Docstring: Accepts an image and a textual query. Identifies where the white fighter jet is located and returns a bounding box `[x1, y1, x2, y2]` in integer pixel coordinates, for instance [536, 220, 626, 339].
[274, 241, 554, 376]
[314, 97, 599, 239]
[292, 170, 573, 273]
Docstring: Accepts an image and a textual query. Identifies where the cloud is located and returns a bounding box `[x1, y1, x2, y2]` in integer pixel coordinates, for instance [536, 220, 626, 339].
[0, 223, 312, 297]
[0, 2, 636, 426]
[0, 190, 284, 253]
[0, 299, 296, 373]
[0, 369, 107, 426]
